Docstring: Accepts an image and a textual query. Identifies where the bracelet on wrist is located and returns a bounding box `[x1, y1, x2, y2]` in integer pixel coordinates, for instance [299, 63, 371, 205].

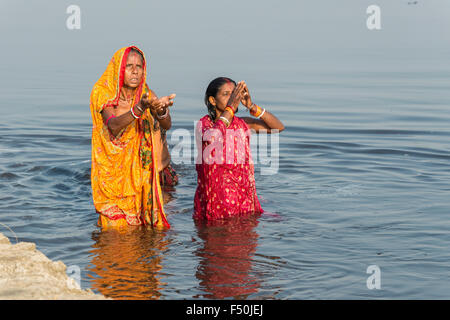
[135, 103, 144, 113]
[250, 104, 262, 117]
[130, 106, 140, 119]
[156, 107, 169, 120]
[219, 116, 230, 127]
[224, 106, 235, 118]
[256, 108, 266, 119]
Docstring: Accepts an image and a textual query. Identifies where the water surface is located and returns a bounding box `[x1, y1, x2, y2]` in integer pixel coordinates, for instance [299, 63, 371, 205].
[1, 0, 450, 299]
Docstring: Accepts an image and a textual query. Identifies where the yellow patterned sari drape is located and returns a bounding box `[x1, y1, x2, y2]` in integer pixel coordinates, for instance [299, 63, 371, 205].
[90, 46, 170, 228]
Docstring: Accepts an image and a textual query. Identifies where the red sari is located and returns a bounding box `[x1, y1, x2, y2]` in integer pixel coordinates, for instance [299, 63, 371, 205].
[194, 115, 263, 220]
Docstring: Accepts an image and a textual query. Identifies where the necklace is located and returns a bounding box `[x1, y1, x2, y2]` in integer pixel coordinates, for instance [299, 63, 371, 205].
[119, 90, 133, 104]
[119, 95, 132, 103]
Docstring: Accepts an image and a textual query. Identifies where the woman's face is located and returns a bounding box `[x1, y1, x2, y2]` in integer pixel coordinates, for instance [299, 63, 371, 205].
[209, 82, 236, 111]
[123, 51, 144, 89]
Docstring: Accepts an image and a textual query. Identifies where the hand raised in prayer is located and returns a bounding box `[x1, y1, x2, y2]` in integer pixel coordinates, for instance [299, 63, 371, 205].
[227, 81, 245, 112]
[240, 82, 253, 110]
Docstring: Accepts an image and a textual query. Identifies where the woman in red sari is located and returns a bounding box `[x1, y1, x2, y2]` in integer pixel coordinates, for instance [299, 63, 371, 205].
[194, 77, 285, 221]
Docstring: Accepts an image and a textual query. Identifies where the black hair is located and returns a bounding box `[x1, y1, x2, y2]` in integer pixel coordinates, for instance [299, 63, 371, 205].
[204, 77, 236, 121]
[129, 47, 144, 63]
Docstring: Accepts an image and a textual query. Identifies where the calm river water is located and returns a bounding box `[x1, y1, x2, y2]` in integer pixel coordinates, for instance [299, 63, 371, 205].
[1, 0, 449, 299]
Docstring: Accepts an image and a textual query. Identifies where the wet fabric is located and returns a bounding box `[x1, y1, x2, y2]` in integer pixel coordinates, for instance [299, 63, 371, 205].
[90, 46, 169, 228]
[194, 115, 263, 220]
[160, 163, 179, 188]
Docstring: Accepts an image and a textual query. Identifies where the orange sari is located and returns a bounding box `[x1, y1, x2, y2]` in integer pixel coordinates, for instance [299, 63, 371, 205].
[90, 46, 170, 229]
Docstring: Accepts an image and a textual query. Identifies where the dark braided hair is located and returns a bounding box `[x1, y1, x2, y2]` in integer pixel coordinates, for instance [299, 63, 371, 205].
[204, 77, 236, 121]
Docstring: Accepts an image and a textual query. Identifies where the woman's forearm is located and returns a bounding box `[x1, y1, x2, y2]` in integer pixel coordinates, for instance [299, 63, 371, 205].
[259, 109, 285, 132]
[149, 89, 173, 130]
[107, 105, 144, 136]
[153, 108, 172, 130]
[247, 104, 285, 132]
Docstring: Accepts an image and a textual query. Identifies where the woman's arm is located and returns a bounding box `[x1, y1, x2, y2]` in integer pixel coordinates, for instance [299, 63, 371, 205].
[149, 90, 175, 131]
[240, 83, 285, 133]
[101, 96, 148, 137]
[241, 108, 285, 133]
[102, 90, 175, 136]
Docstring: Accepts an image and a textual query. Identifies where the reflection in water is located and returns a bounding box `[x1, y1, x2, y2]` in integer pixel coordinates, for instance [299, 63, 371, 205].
[194, 215, 262, 299]
[87, 226, 170, 300]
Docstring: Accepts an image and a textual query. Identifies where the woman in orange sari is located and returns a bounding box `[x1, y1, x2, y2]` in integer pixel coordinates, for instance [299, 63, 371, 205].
[90, 46, 174, 228]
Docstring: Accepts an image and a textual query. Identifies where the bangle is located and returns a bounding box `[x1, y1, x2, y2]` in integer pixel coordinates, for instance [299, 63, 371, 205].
[135, 104, 144, 113]
[225, 106, 234, 118]
[251, 104, 262, 117]
[130, 106, 140, 119]
[156, 108, 169, 120]
[219, 116, 230, 127]
[256, 108, 266, 119]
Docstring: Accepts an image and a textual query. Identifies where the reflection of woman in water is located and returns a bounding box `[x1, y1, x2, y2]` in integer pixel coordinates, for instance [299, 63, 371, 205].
[87, 227, 169, 300]
[194, 216, 261, 299]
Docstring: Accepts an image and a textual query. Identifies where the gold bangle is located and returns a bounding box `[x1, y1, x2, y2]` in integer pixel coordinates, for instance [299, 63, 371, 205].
[256, 108, 266, 119]
[251, 104, 262, 118]
[219, 116, 230, 127]
[224, 106, 234, 118]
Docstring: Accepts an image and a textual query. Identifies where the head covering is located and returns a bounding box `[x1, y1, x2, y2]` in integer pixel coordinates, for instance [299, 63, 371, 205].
[90, 46, 170, 228]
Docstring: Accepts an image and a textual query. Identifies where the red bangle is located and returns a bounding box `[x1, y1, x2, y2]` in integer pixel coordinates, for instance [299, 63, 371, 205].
[130, 106, 140, 119]
[225, 106, 235, 117]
